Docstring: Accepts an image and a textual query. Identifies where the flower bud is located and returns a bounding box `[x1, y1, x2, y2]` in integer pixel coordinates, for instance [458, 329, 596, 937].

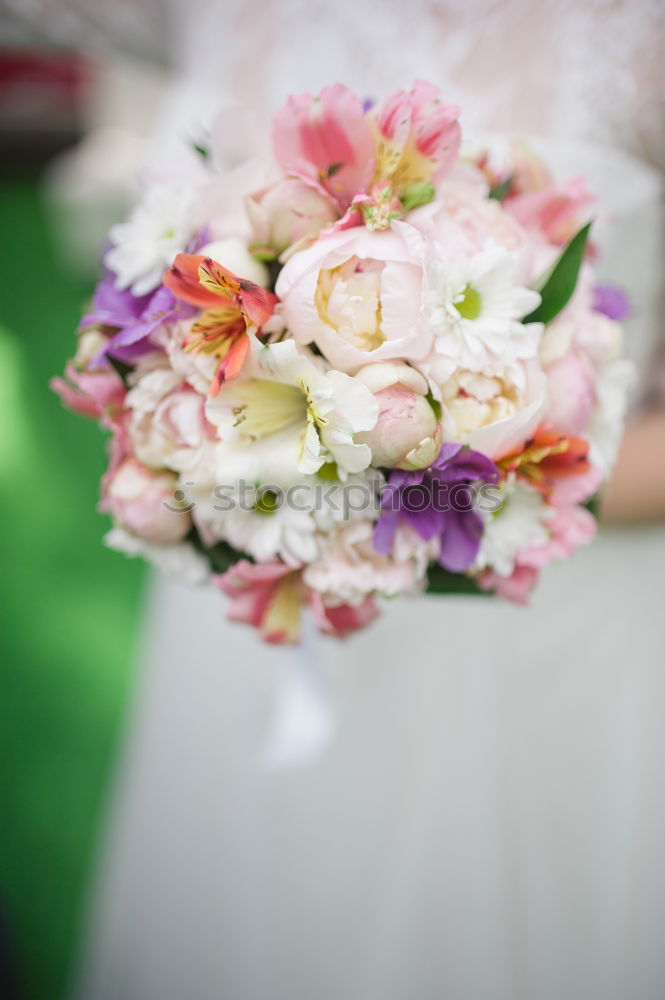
[102, 459, 190, 544]
[354, 362, 439, 468]
[199, 238, 269, 287]
[246, 178, 337, 257]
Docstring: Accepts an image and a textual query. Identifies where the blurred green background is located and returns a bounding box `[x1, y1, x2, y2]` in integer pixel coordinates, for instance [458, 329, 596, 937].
[0, 176, 146, 999]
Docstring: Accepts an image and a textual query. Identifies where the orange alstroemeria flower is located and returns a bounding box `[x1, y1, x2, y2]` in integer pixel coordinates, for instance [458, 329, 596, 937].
[163, 253, 276, 395]
[499, 428, 591, 491]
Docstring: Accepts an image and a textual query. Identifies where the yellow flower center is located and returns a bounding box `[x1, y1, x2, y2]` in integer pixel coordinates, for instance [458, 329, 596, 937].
[315, 258, 385, 352]
[253, 489, 281, 516]
[456, 284, 482, 320]
[230, 380, 307, 438]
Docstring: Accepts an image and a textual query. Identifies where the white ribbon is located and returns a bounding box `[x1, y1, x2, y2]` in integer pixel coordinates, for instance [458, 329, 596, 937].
[260, 615, 335, 770]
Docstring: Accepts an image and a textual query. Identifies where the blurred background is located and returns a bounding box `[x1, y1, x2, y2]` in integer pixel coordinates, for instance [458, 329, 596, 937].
[0, 10, 173, 996]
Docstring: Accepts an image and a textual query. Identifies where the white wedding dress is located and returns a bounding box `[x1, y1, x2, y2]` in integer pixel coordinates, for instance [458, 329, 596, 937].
[75, 3, 665, 999]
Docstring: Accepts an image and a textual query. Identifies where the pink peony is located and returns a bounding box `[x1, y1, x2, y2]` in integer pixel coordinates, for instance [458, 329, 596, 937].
[275, 224, 430, 373]
[354, 362, 439, 468]
[304, 520, 434, 605]
[408, 186, 528, 262]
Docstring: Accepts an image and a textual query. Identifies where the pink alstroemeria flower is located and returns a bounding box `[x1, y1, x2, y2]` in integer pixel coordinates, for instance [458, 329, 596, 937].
[309, 591, 379, 638]
[507, 175, 595, 247]
[272, 84, 375, 210]
[216, 560, 379, 644]
[374, 80, 461, 188]
[164, 253, 276, 395]
[51, 363, 125, 419]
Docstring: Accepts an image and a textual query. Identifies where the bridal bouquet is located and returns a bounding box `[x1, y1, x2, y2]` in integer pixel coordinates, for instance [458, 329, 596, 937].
[53, 81, 633, 643]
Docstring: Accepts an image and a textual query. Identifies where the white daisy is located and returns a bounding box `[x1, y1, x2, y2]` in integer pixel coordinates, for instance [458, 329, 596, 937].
[474, 475, 554, 577]
[180, 427, 316, 565]
[424, 245, 542, 369]
[181, 426, 382, 566]
[105, 184, 199, 296]
[197, 486, 320, 567]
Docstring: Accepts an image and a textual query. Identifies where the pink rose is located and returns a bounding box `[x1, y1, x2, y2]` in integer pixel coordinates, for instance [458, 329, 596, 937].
[101, 458, 190, 544]
[275, 225, 430, 373]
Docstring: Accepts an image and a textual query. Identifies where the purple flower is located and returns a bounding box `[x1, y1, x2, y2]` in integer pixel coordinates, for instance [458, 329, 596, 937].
[85, 228, 209, 366]
[81, 271, 151, 329]
[592, 283, 631, 322]
[84, 279, 196, 366]
[374, 442, 499, 572]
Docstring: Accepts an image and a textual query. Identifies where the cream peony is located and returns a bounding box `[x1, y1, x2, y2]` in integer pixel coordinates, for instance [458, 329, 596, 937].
[275, 225, 432, 373]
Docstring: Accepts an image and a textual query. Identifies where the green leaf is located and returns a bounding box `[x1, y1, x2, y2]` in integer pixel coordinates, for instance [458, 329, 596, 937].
[584, 492, 601, 519]
[106, 354, 134, 388]
[523, 221, 592, 325]
[249, 243, 279, 263]
[425, 565, 489, 597]
[488, 175, 513, 201]
[191, 140, 210, 161]
[188, 530, 244, 574]
[425, 389, 442, 422]
[400, 182, 436, 212]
